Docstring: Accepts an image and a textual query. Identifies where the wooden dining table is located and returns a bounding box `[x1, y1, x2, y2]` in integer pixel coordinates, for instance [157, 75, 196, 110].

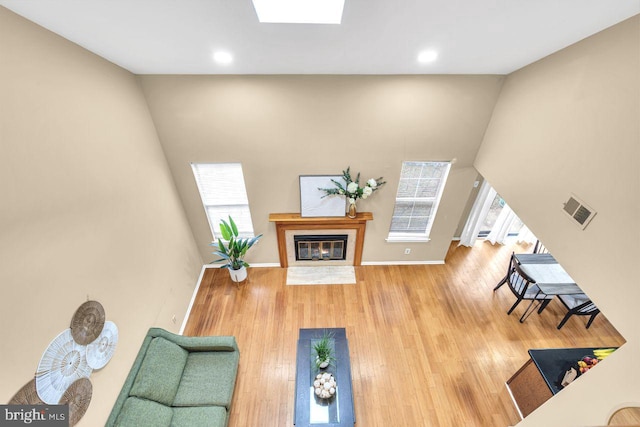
[515, 254, 584, 322]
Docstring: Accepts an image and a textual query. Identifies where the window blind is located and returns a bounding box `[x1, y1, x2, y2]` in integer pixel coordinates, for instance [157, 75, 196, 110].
[191, 163, 255, 239]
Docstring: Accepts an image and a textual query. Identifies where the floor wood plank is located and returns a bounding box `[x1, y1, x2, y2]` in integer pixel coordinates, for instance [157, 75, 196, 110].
[184, 240, 625, 426]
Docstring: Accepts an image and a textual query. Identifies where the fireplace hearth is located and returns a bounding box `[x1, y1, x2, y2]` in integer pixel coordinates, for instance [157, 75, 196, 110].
[294, 234, 348, 261]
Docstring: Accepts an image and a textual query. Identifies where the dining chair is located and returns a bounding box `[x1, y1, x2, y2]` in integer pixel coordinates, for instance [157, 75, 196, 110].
[493, 252, 516, 291]
[493, 251, 554, 291]
[556, 293, 600, 329]
[501, 257, 554, 317]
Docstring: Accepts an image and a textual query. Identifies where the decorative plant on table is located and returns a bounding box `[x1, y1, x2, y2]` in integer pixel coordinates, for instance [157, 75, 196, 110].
[318, 167, 386, 218]
[313, 330, 336, 369]
[210, 216, 262, 283]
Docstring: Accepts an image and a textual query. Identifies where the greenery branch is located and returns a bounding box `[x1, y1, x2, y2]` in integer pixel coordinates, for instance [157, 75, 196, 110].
[319, 166, 386, 204]
[313, 330, 336, 368]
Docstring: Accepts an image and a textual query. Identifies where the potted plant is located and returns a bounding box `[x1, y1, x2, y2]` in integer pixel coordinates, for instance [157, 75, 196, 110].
[210, 216, 262, 283]
[313, 330, 336, 369]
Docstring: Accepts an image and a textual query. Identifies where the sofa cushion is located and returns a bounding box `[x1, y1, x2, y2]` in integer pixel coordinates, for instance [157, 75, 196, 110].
[114, 397, 173, 427]
[173, 351, 239, 409]
[130, 337, 188, 406]
[171, 406, 227, 427]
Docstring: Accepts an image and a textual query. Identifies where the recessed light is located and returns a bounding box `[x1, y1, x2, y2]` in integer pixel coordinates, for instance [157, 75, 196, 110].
[252, 0, 345, 24]
[213, 51, 233, 65]
[417, 50, 438, 63]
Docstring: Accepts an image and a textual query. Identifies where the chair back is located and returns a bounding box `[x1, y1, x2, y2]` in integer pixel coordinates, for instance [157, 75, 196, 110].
[557, 293, 600, 329]
[508, 260, 536, 297]
[576, 301, 599, 315]
[559, 294, 599, 314]
[533, 239, 549, 254]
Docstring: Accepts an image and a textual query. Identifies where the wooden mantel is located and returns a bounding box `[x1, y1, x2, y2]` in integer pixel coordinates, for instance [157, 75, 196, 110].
[269, 212, 373, 268]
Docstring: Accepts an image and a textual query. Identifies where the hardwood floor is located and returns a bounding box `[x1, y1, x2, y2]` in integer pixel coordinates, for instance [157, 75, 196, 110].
[183, 241, 625, 427]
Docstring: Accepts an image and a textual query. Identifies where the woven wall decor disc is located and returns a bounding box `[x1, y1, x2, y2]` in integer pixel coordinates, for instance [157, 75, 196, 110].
[36, 329, 92, 404]
[9, 378, 44, 405]
[70, 300, 105, 345]
[86, 321, 118, 369]
[59, 377, 92, 427]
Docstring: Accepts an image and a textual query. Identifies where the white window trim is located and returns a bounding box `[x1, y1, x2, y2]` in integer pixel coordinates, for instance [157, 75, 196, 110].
[385, 235, 431, 243]
[190, 162, 256, 240]
[387, 161, 451, 241]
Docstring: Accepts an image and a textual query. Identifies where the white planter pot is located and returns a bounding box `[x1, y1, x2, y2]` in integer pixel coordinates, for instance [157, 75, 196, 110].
[229, 266, 247, 283]
[316, 356, 330, 369]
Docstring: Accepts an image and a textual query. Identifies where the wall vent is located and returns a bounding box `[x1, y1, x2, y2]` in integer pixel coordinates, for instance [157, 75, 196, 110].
[562, 194, 596, 230]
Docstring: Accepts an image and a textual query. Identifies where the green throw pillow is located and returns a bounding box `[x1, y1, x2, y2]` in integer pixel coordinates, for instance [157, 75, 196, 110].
[130, 337, 188, 406]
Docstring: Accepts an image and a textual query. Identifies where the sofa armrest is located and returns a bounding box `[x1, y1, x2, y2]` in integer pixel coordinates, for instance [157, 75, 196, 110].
[147, 328, 239, 352]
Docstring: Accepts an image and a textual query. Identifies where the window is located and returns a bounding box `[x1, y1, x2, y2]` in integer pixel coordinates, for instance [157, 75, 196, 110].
[191, 163, 256, 239]
[478, 192, 524, 238]
[387, 161, 451, 242]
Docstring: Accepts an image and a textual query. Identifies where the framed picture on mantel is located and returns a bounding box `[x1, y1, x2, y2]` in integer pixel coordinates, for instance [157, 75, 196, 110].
[299, 175, 346, 217]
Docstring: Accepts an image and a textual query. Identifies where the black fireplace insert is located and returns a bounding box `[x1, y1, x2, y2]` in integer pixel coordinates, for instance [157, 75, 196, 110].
[294, 234, 348, 261]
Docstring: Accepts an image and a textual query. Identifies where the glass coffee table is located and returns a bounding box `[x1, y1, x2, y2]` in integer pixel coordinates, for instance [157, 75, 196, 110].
[294, 328, 355, 426]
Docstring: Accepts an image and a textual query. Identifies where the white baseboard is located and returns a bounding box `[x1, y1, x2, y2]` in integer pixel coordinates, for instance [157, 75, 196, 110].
[204, 263, 281, 268]
[202, 262, 280, 268]
[505, 382, 524, 421]
[362, 260, 445, 266]
[208, 261, 446, 269]
[256, 261, 447, 266]
[179, 264, 207, 335]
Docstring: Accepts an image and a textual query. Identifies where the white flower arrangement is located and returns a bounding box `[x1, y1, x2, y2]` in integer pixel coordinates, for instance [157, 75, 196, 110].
[319, 167, 386, 203]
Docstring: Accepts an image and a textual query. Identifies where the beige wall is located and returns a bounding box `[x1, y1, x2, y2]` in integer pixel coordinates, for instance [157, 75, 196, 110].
[139, 75, 504, 265]
[0, 8, 202, 425]
[475, 15, 639, 426]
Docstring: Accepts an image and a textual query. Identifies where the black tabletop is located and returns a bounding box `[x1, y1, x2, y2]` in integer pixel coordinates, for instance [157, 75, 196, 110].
[528, 347, 617, 395]
[294, 328, 355, 427]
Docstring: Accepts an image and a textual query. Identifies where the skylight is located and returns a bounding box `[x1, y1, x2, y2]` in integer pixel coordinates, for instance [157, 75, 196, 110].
[252, 0, 345, 24]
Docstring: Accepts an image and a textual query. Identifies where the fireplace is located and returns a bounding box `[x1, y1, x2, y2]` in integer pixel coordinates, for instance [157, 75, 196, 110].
[269, 213, 373, 268]
[294, 234, 348, 261]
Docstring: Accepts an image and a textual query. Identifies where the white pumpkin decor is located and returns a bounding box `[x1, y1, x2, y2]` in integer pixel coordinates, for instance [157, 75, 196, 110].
[313, 372, 337, 400]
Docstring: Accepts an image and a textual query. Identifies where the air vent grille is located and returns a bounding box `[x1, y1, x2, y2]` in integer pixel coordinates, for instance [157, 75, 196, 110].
[562, 195, 596, 230]
[563, 197, 580, 216]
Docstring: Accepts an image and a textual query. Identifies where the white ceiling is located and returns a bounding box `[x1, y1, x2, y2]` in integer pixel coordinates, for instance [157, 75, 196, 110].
[1, 0, 638, 75]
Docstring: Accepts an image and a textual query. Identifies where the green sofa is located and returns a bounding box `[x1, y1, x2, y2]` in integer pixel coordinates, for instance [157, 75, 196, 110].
[106, 328, 239, 427]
